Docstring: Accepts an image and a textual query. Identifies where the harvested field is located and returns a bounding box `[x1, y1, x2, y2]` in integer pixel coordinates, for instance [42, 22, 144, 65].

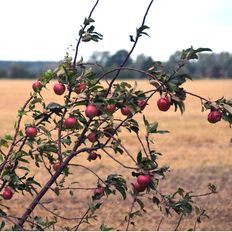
[0, 79, 232, 230]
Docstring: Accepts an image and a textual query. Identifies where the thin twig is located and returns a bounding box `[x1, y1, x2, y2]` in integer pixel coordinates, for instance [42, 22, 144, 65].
[174, 213, 184, 231]
[73, 0, 100, 71]
[194, 210, 206, 231]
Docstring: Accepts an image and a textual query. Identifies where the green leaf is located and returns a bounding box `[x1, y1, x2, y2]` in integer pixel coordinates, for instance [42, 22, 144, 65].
[137, 25, 150, 35]
[0, 220, 5, 229]
[17, 157, 30, 163]
[0, 139, 9, 148]
[18, 167, 30, 172]
[26, 176, 41, 187]
[100, 223, 114, 231]
[55, 187, 60, 196]
[181, 74, 192, 80]
[129, 35, 135, 42]
[38, 125, 51, 138]
[222, 114, 232, 126]
[116, 186, 127, 200]
[195, 47, 212, 53]
[82, 35, 92, 42]
[87, 25, 95, 33]
[0, 154, 3, 161]
[4, 132, 13, 141]
[86, 71, 97, 80]
[131, 126, 139, 134]
[177, 187, 184, 197]
[46, 102, 62, 110]
[147, 122, 158, 133]
[84, 17, 95, 25]
[18, 108, 28, 117]
[136, 199, 145, 209]
[137, 151, 142, 163]
[79, 29, 85, 36]
[71, 181, 79, 185]
[156, 130, 170, 134]
[195, 206, 200, 214]
[131, 210, 142, 217]
[181, 201, 192, 214]
[223, 104, 232, 115]
[153, 196, 160, 205]
[0, 209, 7, 216]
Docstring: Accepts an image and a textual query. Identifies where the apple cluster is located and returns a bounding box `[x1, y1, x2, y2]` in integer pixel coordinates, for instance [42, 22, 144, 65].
[134, 174, 150, 192]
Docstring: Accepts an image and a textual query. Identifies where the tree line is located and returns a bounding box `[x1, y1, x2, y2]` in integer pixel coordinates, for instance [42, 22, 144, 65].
[0, 50, 231, 79]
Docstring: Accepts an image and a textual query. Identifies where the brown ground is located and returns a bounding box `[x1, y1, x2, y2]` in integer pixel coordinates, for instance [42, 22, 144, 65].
[0, 79, 232, 231]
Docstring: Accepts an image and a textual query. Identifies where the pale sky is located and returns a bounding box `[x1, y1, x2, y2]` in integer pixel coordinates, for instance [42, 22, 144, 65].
[1, 0, 232, 62]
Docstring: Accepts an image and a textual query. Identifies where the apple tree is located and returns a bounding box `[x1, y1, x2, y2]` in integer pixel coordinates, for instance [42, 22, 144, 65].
[1, 0, 232, 231]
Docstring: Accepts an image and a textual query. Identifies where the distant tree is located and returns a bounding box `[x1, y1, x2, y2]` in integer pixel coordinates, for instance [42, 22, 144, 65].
[89, 51, 110, 65]
[106, 49, 132, 68]
[10, 64, 37, 79]
[0, 69, 8, 78]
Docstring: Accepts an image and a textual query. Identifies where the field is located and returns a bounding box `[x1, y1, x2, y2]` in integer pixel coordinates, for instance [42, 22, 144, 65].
[0, 79, 232, 231]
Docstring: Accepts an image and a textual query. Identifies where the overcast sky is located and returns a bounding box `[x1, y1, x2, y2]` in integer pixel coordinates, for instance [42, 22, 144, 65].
[1, 0, 232, 62]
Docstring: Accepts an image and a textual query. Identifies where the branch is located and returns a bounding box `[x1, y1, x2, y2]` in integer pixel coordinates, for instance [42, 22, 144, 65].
[105, 0, 154, 97]
[73, 0, 100, 71]
[194, 210, 206, 231]
[174, 213, 184, 231]
[126, 196, 137, 231]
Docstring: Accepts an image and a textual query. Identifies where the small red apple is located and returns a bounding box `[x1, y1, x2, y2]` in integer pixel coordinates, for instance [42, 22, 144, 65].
[103, 127, 114, 138]
[88, 132, 98, 142]
[207, 110, 222, 123]
[157, 98, 170, 111]
[137, 175, 150, 187]
[134, 181, 146, 192]
[32, 82, 42, 92]
[94, 188, 104, 195]
[53, 162, 60, 171]
[64, 117, 77, 129]
[107, 104, 116, 113]
[85, 105, 98, 118]
[53, 83, 65, 95]
[88, 152, 98, 160]
[26, 127, 37, 138]
[138, 100, 146, 110]
[3, 189, 13, 200]
[121, 106, 131, 115]
[74, 83, 86, 94]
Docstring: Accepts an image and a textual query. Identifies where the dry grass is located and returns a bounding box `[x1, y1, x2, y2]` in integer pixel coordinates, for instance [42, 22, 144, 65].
[0, 79, 232, 231]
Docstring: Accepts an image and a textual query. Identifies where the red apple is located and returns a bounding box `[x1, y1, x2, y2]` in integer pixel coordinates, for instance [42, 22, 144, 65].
[32, 82, 42, 92]
[88, 132, 98, 142]
[121, 106, 131, 115]
[107, 104, 116, 113]
[26, 127, 37, 138]
[94, 188, 104, 195]
[134, 181, 146, 192]
[85, 105, 98, 118]
[3, 189, 13, 200]
[53, 162, 60, 171]
[74, 83, 86, 94]
[103, 127, 114, 138]
[157, 98, 170, 111]
[64, 117, 77, 129]
[53, 83, 65, 95]
[88, 152, 98, 160]
[207, 110, 222, 123]
[137, 175, 150, 187]
[138, 100, 146, 110]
